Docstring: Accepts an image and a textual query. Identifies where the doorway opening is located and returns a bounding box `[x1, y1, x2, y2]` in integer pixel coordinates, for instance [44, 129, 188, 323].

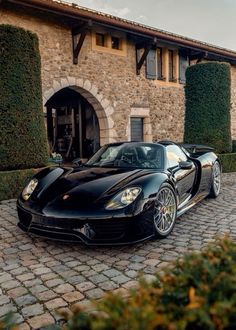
[46, 87, 100, 160]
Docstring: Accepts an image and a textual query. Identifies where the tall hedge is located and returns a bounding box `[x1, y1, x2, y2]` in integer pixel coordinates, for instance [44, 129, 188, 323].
[184, 62, 231, 153]
[0, 25, 48, 170]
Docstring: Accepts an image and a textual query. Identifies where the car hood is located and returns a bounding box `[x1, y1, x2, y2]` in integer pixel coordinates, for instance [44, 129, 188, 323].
[33, 166, 154, 208]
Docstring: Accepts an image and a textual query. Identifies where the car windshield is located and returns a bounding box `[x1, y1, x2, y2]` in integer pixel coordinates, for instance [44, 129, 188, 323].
[85, 143, 164, 169]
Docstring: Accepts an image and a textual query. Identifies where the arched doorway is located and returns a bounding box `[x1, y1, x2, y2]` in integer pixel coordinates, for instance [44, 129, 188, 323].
[46, 87, 100, 160]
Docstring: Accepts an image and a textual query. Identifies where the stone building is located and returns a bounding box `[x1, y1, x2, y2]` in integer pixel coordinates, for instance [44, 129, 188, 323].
[1, 0, 236, 159]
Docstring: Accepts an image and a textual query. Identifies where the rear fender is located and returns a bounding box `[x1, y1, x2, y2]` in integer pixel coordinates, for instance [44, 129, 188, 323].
[191, 153, 218, 194]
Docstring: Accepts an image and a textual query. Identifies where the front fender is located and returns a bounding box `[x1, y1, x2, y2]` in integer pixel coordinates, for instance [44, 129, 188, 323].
[26, 167, 72, 201]
[136, 172, 172, 199]
[129, 172, 172, 215]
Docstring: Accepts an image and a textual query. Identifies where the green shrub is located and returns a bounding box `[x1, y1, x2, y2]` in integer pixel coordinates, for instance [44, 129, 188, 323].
[0, 24, 48, 171]
[184, 62, 232, 153]
[0, 313, 16, 330]
[58, 237, 236, 330]
[218, 153, 236, 173]
[0, 168, 39, 201]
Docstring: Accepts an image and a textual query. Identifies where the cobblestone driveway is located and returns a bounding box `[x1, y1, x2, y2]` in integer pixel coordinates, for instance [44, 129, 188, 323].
[0, 173, 236, 329]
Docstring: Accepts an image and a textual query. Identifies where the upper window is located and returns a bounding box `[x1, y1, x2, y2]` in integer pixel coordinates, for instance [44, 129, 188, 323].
[157, 48, 164, 80]
[111, 36, 121, 50]
[166, 145, 187, 168]
[96, 33, 106, 47]
[168, 50, 173, 81]
[146, 47, 189, 84]
[92, 31, 127, 56]
[179, 52, 189, 84]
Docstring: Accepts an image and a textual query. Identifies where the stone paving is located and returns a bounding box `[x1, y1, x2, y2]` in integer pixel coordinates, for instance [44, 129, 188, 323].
[0, 173, 236, 329]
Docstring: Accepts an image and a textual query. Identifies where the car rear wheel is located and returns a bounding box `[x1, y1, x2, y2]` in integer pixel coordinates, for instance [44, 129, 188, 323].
[153, 183, 177, 238]
[209, 161, 221, 198]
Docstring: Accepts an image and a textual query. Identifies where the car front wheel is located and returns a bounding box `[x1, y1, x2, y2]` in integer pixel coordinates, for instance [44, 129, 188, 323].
[153, 183, 177, 238]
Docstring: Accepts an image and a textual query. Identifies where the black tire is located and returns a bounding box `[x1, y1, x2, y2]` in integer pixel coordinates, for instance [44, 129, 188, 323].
[153, 183, 177, 238]
[209, 160, 221, 198]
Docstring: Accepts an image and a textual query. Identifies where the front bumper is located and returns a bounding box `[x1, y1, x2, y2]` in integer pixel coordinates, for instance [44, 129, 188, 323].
[17, 203, 154, 245]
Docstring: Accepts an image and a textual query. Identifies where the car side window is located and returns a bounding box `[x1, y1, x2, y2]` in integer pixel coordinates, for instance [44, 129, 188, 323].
[166, 145, 187, 168]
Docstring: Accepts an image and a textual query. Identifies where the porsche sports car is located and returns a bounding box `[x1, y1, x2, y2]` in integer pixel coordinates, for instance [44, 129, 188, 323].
[17, 141, 221, 245]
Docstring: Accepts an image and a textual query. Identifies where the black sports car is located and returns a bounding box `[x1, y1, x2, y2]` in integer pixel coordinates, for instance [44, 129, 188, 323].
[17, 141, 221, 245]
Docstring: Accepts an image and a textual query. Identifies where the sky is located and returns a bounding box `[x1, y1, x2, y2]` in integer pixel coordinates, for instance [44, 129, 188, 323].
[65, 0, 236, 52]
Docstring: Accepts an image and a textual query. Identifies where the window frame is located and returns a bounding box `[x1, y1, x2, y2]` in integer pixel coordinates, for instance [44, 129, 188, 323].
[92, 30, 127, 56]
[95, 33, 107, 47]
[111, 36, 121, 50]
[146, 47, 185, 84]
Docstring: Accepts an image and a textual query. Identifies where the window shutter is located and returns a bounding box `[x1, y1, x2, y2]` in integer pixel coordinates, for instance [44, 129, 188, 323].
[131, 118, 143, 142]
[179, 52, 189, 84]
[146, 49, 157, 79]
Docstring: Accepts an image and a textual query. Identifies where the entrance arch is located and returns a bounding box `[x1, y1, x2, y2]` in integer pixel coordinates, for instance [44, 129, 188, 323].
[46, 87, 101, 159]
[43, 78, 115, 159]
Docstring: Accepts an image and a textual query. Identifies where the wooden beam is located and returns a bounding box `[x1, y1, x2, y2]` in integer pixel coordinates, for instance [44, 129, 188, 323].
[72, 20, 92, 65]
[136, 38, 157, 75]
[72, 30, 87, 64]
[204, 53, 236, 65]
[136, 44, 152, 75]
[188, 51, 207, 61]
[72, 20, 92, 35]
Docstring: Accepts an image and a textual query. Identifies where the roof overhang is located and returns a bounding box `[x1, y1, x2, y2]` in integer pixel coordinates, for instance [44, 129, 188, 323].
[2, 0, 236, 63]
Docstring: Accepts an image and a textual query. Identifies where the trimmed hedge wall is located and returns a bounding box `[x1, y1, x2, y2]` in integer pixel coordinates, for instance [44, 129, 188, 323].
[0, 168, 38, 201]
[218, 153, 236, 173]
[184, 62, 231, 153]
[0, 24, 48, 171]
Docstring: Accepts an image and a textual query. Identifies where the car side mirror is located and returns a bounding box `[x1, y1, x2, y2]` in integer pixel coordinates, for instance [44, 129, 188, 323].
[72, 158, 82, 166]
[179, 161, 193, 170]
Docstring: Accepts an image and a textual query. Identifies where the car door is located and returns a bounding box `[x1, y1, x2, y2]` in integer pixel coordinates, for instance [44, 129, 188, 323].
[166, 145, 196, 204]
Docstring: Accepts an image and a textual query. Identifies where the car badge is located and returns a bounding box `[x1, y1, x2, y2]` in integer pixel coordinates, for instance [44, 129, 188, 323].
[63, 194, 70, 200]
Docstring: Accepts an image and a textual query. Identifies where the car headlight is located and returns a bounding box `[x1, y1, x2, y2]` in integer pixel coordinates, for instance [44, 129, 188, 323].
[106, 187, 141, 210]
[22, 178, 38, 201]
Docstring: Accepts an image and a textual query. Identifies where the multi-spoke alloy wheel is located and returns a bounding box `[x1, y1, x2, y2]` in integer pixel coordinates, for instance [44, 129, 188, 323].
[153, 183, 177, 238]
[209, 161, 221, 198]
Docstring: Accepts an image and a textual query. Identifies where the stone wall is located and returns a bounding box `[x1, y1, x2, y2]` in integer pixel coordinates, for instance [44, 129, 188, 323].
[1, 8, 235, 146]
[1, 8, 186, 144]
